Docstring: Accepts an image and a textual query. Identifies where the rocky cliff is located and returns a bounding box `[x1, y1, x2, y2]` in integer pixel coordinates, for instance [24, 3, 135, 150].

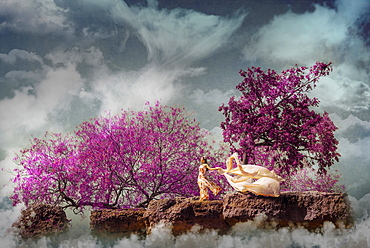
[90, 191, 353, 236]
[12, 191, 352, 238]
[222, 191, 352, 230]
[12, 204, 69, 239]
[90, 208, 147, 237]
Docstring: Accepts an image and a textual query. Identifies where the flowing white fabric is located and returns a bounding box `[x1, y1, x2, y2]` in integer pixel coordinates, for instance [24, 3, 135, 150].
[210, 153, 283, 197]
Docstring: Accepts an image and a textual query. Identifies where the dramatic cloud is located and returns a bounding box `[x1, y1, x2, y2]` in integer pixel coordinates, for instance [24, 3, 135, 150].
[1, 0, 370, 245]
[242, 0, 370, 116]
[0, 0, 369, 200]
[243, 0, 370, 66]
[240, 0, 370, 197]
[0, 0, 247, 195]
[83, 0, 246, 114]
[110, 1, 246, 66]
[242, 0, 370, 114]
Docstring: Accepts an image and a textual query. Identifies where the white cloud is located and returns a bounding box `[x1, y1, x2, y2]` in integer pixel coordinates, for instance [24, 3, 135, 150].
[0, 46, 105, 196]
[4, 70, 43, 83]
[325, 113, 370, 196]
[244, 5, 349, 65]
[87, 0, 246, 114]
[0, 64, 84, 146]
[337, 136, 370, 162]
[0, 49, 43, 65]
[0, 63, 86, 195]
[336, 0, 370, 24]
[312, 68, 370, 112]
[190, 88, 235, 106]
[0, 0, 72, 34]
[331, 114, 370, 134]
[45, 46, 105, 67]
[110, 1, 246, 67]
[242, 0, 370, 116]
[92, 65, 199, 114]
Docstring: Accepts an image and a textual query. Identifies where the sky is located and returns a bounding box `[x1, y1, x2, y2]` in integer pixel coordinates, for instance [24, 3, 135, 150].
[0, 0, 369, 199]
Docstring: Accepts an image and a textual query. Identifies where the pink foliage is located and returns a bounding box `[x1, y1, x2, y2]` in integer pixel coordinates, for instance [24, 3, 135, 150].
[282, 167, 345, 193]
[11, 102, 225, 213]
[219, 62, 341, 184]
[11, 133, 80, 209]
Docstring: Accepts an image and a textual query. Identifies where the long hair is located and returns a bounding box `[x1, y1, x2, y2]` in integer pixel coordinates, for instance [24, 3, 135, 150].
[201, 156, 208, 171]
[201, 156, 208, 164]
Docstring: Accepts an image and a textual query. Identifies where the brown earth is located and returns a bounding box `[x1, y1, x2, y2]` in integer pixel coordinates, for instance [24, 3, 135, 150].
[222, 191, 353, 230]
[12, 204, 69, 239]
[90, 191, 353, 236]
[143, 196, 230, 235]
[13, 191, 352, 238]
[90, 208, 146, 237]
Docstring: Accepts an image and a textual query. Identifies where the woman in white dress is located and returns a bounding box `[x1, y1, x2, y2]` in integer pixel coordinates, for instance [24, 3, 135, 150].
[197, 156, 222, 200]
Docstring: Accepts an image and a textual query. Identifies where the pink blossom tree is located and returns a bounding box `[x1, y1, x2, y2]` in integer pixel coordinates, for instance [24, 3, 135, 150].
[219, 62, 341, 179]
[11, 133, 82, 210]
[284, 167, 345, 193]
[11, 102, 224, 213]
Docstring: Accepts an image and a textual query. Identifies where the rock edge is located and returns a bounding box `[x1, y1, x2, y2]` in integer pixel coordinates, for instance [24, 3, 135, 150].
[91, 191, 353, 236]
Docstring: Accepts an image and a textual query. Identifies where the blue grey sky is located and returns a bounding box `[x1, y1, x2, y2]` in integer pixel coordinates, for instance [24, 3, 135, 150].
[1, 0, 369, 198]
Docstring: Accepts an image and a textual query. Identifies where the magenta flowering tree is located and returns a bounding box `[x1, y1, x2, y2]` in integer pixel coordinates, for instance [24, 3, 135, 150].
[75, 102, 213, 208]
[219, 62, 341, 178]
[284, 167, 345, 193]
[11, 102, 221, 213]
[11, 133, 81, 208]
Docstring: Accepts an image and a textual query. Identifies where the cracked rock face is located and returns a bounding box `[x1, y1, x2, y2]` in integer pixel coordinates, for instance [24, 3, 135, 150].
[90, 208, 147, 237]
[222, 191, 353, 230]
[90, 191, 353, 236]
[12, 192, 353, 238]
[144, 197, 229, 235]
[12, 204, 69, 239]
